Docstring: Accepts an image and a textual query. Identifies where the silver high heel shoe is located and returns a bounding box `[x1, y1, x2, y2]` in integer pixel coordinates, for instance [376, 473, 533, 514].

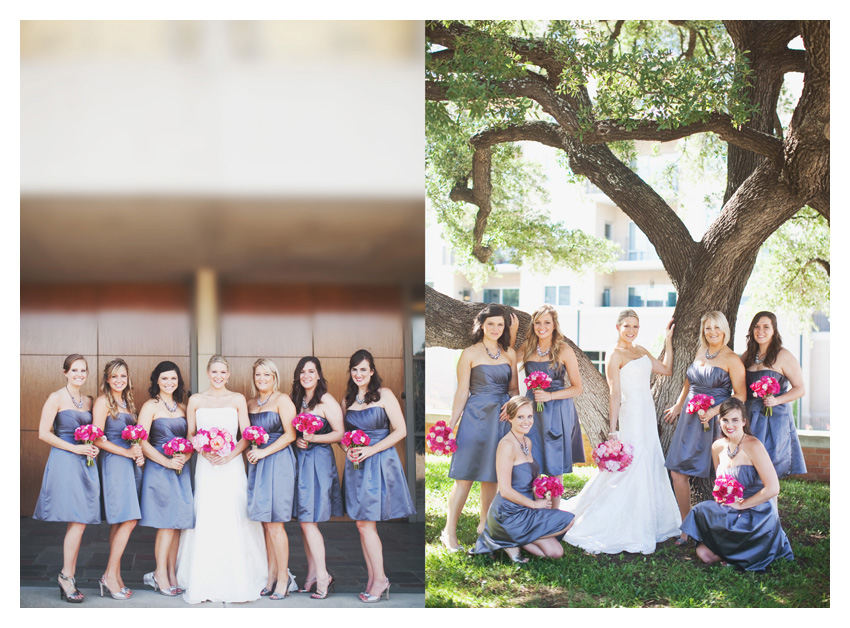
[270, 574, 296, 600]
[361, 578, 390, 603]
[99, 576, 131, 600]
[143, 571, 179, 597]
[57, 572, 83, 603]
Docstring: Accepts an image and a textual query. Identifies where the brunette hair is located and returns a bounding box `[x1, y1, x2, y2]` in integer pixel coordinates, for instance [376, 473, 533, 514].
[470, 304, 512, 351]
[344, 349, 382, 409]
[503, 395, 532, 421]
[148, 361, 186, 404]
[717, 397, 753, 437]
[63, 354, 88, 372]
[290, 356, 329, 412]
[742, 311, 783, 369]
[250, 358, 281, 398]
[522, 304, 568, 376]
[99, 358, 137, 419]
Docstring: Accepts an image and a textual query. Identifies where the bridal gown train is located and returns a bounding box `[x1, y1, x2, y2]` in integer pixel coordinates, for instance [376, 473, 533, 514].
[560, 356, 681, 554]
[176, 407, 268, 604]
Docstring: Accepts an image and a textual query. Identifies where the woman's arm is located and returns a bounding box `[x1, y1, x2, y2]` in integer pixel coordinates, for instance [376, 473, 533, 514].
[766, 348, 806, 408]
[92, 396, 142, 460]
[532, 345, 582, 405]
[710, 440, 722, 473]
[729, 438, 780, 509]
[606, 351, 623, 435]
[346, 389, 406, 464]
[663, 379, 690, 423]
[37, 392, 97, 457]
[221, 394, 251, 464]
[507, 348, 520, 397]
[448, 349, 473, 431]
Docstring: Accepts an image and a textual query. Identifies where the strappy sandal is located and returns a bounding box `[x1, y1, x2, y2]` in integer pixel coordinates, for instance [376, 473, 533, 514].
[58, 572, 84, 603]
[311, 574, 334, 600]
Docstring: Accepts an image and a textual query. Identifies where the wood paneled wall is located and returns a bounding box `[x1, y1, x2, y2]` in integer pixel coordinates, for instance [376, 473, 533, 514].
[20, 283, 192, 515]
[219, 284, 407, 521]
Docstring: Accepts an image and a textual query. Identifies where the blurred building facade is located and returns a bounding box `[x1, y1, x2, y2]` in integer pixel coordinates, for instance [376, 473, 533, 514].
[21, 21, 425, 518]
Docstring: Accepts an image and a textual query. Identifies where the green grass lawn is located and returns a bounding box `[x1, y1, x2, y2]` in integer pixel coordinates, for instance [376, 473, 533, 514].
[425, 455, 830, 608]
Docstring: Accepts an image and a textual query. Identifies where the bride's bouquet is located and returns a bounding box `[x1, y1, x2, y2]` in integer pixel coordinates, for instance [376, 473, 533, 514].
[242, 425, 269, 450]
[74, 424, 104, 466]
[532, 475, 565, 501]
[686, 394, 715, 431]
[192, 428, 235, 466]
[591, 438, 634, 473]
[524, 371, 552, 412]
[163, 437, 194, 474]
[713, 474, 745, 505]
[426, 420, 457, 456]
[749, 375, 781, 416]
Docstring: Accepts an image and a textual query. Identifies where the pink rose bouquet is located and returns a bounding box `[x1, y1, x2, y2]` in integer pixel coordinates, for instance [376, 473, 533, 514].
[163, 437, 193, 474]
[74, 424, 104, 466]
[591, 438, 635, 473]
[426, 421, 457, 456]
[293, 412, 325, 435]
[687, 394, 716, 432]
[532, 475, 565, 501]
[192, 427, 234, 468]
[242, 425, 269, 450]
[121, 424, 148, 445]
[713, 474, 745, 505]
[342, 429, 371, 470]
[750, 375, 781, 417]
[524, 370, 552, 412]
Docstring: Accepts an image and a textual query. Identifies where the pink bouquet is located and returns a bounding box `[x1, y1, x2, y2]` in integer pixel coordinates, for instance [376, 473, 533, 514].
[192, 427, 234, 467]
[342, 429, 371, 470]
[163, 437, 193, 474]
[426, 421, 457, 456]
[713, 474, 745, 505]
[532, 475, 565, 501]
[121, 424, 148, 445]
[293, 412, 325, 435]
[74, 424, 104, 466]
[242, 425, 269, 450]
[591, 438, 635, 473]
[750, 375, 781, 417]
[687, 394, 716, 432]
[524, 371, 552, 412]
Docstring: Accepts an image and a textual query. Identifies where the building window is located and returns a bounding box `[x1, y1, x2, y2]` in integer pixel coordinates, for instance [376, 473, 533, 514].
[602, 288, 610, 307]
[628, 284, 676, 308]
[483, 288, 519, 307]
[459, 289, 471, 302]
[627, 222, 659, 261]
[584, 350, 606, 377]
[544, 286, 570, 306]
[604, 222, 613, 240]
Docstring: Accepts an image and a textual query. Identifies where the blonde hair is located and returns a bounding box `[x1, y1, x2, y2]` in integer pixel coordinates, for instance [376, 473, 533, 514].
[503, 395, 532, 421]
[251, 358, 280, 397]
[99, 358, 137, 420]
[207, 354, 230, 371]
[522, 304, 568, 374]
[616, 309, 639, 326]
[698, 311, 731, 354]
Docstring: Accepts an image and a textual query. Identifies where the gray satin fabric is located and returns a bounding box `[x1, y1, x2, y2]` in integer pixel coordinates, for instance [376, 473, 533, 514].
[473, 461, 574, 552]
[665, 365, 732, 478]
[524, 361, 584, 475]
[294, 415, 343, 522]
[342, 406, 416, 521]
[138, 417, 195, 529]
[101, 412, 142, 523]
[448, 363, 511, 483]
[246, 411, 296, 522]
[680, 464, 794, 570]
[33, 410, 102, 524]
[745, 369, 807, 478]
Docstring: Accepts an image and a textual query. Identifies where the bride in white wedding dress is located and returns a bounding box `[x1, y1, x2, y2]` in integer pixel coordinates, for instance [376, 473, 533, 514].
[176, 355, 268, 604]
[560, 310, 681, 554]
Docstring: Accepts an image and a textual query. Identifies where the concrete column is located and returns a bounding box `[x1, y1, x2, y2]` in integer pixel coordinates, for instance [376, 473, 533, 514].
[195, 267, 219, 391]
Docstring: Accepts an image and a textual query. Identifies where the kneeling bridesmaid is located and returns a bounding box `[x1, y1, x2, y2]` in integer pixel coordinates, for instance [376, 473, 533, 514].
[472, 396, 574, 562]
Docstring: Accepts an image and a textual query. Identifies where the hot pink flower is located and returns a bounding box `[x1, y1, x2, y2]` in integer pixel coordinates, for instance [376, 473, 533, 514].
[713, 475, 745, 505]
[591, 438, 634, 473]
[342, 430, 371, 469]
[750, 376, 781, 417]
[163, 437, 194, 474]
[524, 371, 553, 412]
[74, 424, 104, 466]
[686, 394, 716, 431]
[427, 421, 457, 455]
[242, 425, 270, 449]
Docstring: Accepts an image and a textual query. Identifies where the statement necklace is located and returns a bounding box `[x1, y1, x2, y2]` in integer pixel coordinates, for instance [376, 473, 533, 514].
[726, 436, 745, 459]
[536, 344, 551, 357]
[161, 397, 177, 413]
[754, 351, 765, 365]
[356, 394, 366, 405]
[257, 393, 271, 407]
[301, 398, 309, 410]
[705, 346, 722, 360]
[511, 431, 530, 455]
[484, 343, 501, 360]
[67, 386, 84, 409]
[115, 397, 127, 409]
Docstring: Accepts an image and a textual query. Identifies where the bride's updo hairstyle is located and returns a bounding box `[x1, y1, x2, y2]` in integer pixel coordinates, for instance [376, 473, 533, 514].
[471, 304, 512, 352]
[616, 309, 640, 326]
[207, 354, 230, 371]
[717, 398, 752, 439]
[503, 395, 532, 422]
[522, 304, 568, 375]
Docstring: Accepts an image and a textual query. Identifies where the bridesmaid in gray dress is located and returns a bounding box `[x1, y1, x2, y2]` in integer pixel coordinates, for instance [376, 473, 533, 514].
[289, 356, 344, 600]
[92, 358, 144, 599]
[663, 311, 746, 544]
[33, 354, 99, 603]
[441, 305, 519, 552]
[342, 350, 416, 603]
[740, 312, 807, 478]
[137, 361, 193, 596]
[245, 358, 298, 600]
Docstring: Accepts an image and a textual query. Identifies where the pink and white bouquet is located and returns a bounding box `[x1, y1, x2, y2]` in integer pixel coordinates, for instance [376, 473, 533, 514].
[532, 475, 565, 501]
[524, 370, 552, 412]
[74, 424, 104, 466]
[713, 474, 745, 505]
[687, 394, 716, 432]
[242, 425, 269, 450]
[121, 424, 148, 445]
[293, 412, 325, 435]
[426, 421, 457, 456]
[191, 427, 234, 467]
[750, 375, 781, 417]
[342, 429, 371, 470]
[163, 437, 193, 474]
[591, 438, 635, 473]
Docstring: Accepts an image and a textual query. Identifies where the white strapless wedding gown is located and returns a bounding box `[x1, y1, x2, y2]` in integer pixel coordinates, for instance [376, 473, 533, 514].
[176, 407, 268, 603]
[560, 355, 681, 554]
